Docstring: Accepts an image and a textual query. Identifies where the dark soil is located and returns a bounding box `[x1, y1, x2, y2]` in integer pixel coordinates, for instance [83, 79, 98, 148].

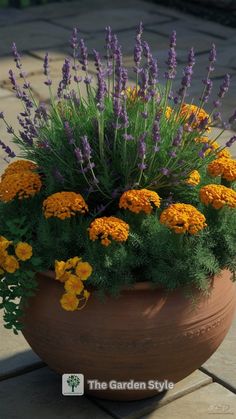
[149, 0, 236, 28]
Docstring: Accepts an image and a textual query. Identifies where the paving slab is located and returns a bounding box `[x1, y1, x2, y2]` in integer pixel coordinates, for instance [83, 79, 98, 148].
[202, 315, 236, 392]
[0, 54, 44, 84]
[93, 370, 212, 419]
[51, 8, 174, 33]
[0, 315, 43, 380]
[0, 367, 112, 419]
[0, 21, 71, 57]
[0, 8, 35, 27]
[141, 383, 236, 418]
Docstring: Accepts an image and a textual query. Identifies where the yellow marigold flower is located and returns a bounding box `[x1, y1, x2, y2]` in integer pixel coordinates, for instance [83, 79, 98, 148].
[65, 256, 82, 270]
[119, 189, 161, 214]
[200, 184, 236, 209]
[208, 158, 236, 182]
[180, 104, 211, 130]
[88, 216, 129, 246]
[0, 172, 42, 202]
[60, 293, 79, 311]
[124, 86, 140, 102]
[3, 255, 20, 273]
[43, 191, 88, 220]
[160, 203, 207, 235]
[64, 274, 84, 295]
[0, 236, 12, 251]
[55, 260, 69, 282]
[1, 160, 37, 180]
[75, 261, 93, 281]
[165, 106, 173, 119]
[15, 242, 33, 261]
[185, 170, 201, 187]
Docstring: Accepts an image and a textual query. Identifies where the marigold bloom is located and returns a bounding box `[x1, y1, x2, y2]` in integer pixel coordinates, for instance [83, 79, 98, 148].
[0, 172, 42, 202]
[200, 184, 236, 209]
[185, 170, 201, 187]
[60, 293, 79, 311]
[180, 104, 210, 125]
[88, 216, 129, 246]
[160, 203, 207, 234]
[64, 275, 84, 295]
[208, 157, 236, 182]
[43, 191, 88, 220]
[165, 106, 173, 119]
[119, 189, 161, 214]
[15, 242, 33, 261]
[0, 236, 12, 252]
[1, 160, 37, 180]
[65, 257, 82, 270]
[124, 86, 140, 102]
[55, 260, 67, 281]
[3, 255, 20, 273]
[75, 261, 93, 281]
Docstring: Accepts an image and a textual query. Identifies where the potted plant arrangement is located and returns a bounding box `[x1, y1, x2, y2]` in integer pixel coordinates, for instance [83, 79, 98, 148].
[0, 24, 236, 401]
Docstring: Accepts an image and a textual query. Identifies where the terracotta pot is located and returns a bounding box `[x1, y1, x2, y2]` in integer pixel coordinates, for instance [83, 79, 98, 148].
[22, 269, 236, 401]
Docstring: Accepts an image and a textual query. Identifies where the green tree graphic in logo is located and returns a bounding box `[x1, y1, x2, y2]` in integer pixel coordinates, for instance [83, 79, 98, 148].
[67, 375, 80, 393]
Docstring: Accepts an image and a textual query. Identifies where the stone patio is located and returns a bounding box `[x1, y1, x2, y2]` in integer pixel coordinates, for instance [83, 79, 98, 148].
[0, 0, 236, 417]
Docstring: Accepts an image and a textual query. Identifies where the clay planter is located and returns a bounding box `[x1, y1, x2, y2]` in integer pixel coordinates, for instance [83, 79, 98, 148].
[22, 269, 236, 401]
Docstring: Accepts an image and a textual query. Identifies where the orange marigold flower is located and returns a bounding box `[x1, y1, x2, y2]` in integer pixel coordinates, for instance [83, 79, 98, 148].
[119, 189, 161, 214]
[64, 275, 84, 295]
[0, 172, 42, 202]
[75, 261, 93, 281]
[160, 203, 207, 235]
[1, 160, 37, 180]
[200, 184, 236, 209]
[15, 242, 33, 261]
[185, 170, 201, 187]
[180, 104, 211, 130]
[208, 158, 236, 182]
[60, 293, 79, 311]
[0, 236, 12, 252]
[43, 191, 88, 220]
[2, 255, 20, 273]
[88, 216, 129, 246]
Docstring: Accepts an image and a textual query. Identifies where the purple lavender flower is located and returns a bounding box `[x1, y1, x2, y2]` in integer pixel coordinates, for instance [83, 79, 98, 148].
[123, 134, 134, 141]
[120, 102, 129, 128]
[169, 150, 177, 158]
[165, 31, 177, 80]
[202, 78, 213, 103]
[96, 70, 107, 112]
[172, 126, 183, 147]
[138, 132, 147, 169]
[0, 139, 16, 158]
[79, 39, 88, 72]
[81, 135, 92, 161]
[198, 117, 209, 131]
[12, 42, 22, 69]
[178, 48, 195, 97]
[160, 167, 170, 176]
[75, 147, 84, 164]
[218, 74, 231, 99]
[70, 28, 78, 50]
[64, 121, 74, 145]
[43, 53, 50, 76]
[229, 110, 236, 124]
[152, 116, 161, 151]
[226, 136, 236, 147]
[199, 142, 210, 158]
[57, 59, 71, 97]
[208, 43, 216, 72]
[212, 111, 221, 122]
[0, 112, 4, 119]
[134, 22, 143, 73]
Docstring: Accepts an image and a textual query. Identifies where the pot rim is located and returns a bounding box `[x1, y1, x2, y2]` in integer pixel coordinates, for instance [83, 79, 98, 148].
[38, 269, 222, 292]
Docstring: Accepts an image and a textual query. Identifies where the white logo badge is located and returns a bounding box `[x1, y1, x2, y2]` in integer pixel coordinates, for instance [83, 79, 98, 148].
[62, 374, 84, 396]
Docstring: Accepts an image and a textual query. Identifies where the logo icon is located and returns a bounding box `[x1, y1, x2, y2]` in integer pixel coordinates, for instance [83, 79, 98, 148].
[62, 374, 84, 396]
